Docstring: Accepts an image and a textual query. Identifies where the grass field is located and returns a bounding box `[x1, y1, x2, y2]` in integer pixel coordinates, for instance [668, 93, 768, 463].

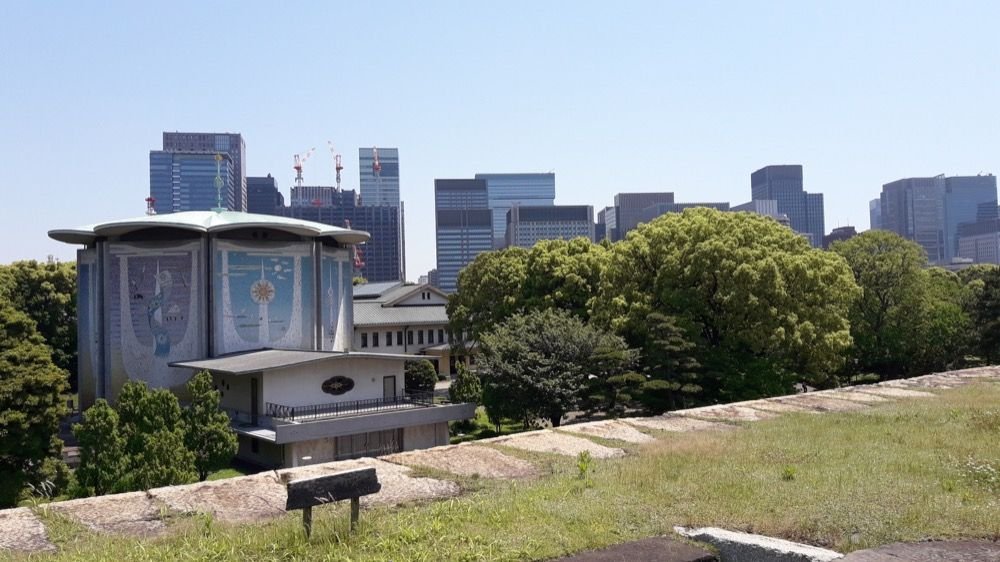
[14, 383, 1000, 561]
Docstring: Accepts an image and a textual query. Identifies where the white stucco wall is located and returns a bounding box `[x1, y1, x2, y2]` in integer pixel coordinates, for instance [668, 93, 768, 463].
[261, 358, 404, 408]
[214, 372, 254, 413]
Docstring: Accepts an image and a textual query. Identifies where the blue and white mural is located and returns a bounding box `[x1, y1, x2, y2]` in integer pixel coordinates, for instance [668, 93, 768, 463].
[108, 242, 203, 395]
[321, 248, 352, 351]
[213, 241, 315, 355]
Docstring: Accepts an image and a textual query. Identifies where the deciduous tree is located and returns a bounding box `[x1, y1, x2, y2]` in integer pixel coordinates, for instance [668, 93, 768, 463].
[448, 361, 482, 405]
[73, 399, 126, 496]
[447, 247, 529, 347]
[116, 381, 196, 490]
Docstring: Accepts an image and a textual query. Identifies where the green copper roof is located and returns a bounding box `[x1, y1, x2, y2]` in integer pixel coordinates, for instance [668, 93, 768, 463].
[48, 210, 370, 245]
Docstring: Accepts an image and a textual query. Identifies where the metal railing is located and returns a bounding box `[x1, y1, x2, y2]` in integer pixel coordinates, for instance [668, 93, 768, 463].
[265, 391, 437, 422]
[222, 407, 274, 429]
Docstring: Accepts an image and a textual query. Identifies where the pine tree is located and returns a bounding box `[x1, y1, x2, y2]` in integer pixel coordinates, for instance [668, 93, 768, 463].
[73, 400, 126, 496]
[448, 361, 482, 405]
[0, 302, 68, 507]
[183, 371, 237, 481]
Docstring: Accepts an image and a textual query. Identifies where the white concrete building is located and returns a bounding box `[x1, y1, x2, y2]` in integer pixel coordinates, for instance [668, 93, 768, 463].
[50, 211, 474, 469]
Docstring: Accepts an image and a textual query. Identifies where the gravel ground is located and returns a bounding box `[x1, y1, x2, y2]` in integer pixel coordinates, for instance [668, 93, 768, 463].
[558, 420, 656, 444]
[50, 491, 171, 537]
[624, 415, 736, 433]
[678, 404, 779, 422]
[279, 458, 460, 507]
[0, 508, 54, 552]
[485, 429, 626, 459]
[384, 444, 540, 479]
[150, 472, 286, 524]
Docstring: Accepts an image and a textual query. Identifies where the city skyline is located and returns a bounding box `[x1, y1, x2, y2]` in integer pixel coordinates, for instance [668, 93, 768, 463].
[4, 2, 1000, 277]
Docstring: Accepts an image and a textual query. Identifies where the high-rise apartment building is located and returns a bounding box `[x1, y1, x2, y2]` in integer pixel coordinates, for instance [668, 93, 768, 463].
[359, 147, 400, 207]
[434, 179, 492, 293]
[505, 205, 595, 248]
[880, 174, 997, 264]
[750, 165, 825, 247]
[149, 151, 236, 214]
[160, 132, 247, 211]
[474, 173, 555, 248]
[613, 192, 675, 240]
[247, 175, 284, 214]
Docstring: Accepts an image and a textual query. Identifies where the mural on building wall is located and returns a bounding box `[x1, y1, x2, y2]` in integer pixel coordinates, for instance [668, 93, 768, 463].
[76, 249, 101, 407]
[108, 242, 203, 396]
[321, 248, 352, 351]
[214, 241, 315, 355]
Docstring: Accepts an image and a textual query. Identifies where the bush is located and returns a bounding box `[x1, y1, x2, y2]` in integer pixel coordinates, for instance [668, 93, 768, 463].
[449, 362, 482, 405]
[405, 360, 438, 394]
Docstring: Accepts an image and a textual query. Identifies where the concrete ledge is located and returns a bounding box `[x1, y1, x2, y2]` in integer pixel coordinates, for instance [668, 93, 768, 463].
[675, 526, 843, 562]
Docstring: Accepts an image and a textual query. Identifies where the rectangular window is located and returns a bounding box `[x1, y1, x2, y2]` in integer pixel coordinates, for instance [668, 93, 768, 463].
[397, 331, 403, 345]
[385, 331, 393, 347]
[361, 333, 368, 348]
[418, 330, 424, 345]
[373, 332, 379, 347]
[438, 329, 444, 343]
[407, 330, 414, 345]
[428, 330, 434, 344]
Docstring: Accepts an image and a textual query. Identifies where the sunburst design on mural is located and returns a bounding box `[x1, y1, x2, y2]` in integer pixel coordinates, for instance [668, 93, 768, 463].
[250, 278, 275, 304]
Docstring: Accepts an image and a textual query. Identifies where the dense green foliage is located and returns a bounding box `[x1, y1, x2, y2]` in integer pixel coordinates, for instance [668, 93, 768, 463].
[478, 309, 634, 427]
[448, 362, 482, 405]
[452, 209, 1000, 425]
[0, 260, 77, 385]
[117, 381, 197, 490]
[0, 302, 69, 507]
[404, 360, 438, 394]
[183, 372, 238, 481]
[73, 400, 126, 496]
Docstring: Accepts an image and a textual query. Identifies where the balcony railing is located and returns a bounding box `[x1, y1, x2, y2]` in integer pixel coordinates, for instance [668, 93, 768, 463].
[265, 391, 438, 422]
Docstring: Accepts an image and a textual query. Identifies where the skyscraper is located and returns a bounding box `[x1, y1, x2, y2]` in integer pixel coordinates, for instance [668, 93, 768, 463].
[247, 175, 284, 214]
[160, 132, 247, 211]
[880, 174, 998, 264]
[750, 165, 825, 247]
[475, 173, 555, 248]
[505, 205, 595, 248]
[359, 147, 400, 206]
[149, 151, 236, 214]
[597, 206, 616, 241]
[869, 198, 882, 230]
[434, 179, 492, 292]
[612, 192, 675, 241]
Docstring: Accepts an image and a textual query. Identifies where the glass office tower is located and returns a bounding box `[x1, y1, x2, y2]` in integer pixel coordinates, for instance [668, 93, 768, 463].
[474, 173, 555, 248]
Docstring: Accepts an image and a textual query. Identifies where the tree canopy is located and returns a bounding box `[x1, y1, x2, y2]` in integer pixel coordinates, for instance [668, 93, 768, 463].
[183, 371, 238, 481]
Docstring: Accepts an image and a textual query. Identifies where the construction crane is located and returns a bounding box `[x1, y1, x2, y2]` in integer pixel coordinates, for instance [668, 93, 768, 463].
[343, 219, 366, 271]
[292, 147, 316, 188]
[328, 141, 344, 192]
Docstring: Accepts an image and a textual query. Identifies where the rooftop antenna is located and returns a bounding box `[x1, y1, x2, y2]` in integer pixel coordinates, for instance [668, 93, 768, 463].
[145, 196, 157, 216]
[212, 153, 227, 212]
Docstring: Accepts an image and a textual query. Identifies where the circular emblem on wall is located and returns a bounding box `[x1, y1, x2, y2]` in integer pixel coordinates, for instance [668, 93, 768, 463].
[250, 279, 276, 304]
[321, 376, 355, 395]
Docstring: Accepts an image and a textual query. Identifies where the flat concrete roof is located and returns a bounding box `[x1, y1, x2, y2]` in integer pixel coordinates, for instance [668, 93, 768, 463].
[171, 348, 420, 375]
[49, 210, 369, 246]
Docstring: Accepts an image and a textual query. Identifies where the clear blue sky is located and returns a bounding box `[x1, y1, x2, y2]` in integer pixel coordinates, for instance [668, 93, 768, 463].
[3, 1, 998, 277]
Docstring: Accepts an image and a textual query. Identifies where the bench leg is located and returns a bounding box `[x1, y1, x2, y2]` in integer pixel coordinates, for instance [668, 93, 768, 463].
[350, 497, 360, 532]
[303, 506, 312, 539]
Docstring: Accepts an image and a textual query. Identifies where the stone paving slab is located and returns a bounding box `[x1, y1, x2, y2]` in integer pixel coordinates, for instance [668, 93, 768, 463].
[624, 415, 737, 433]
[278, 458, 460, 507]
[773, 395, 871, 413]
[0, 507, 55, 553]
[383, 443, 540, 479]
[484, 429, 626, 459]
[558, 419, 657, 444]
[839, 540, 1000, 561]
[854, 386, 936, 398]
[675, 526, 843, 562]
[745, 399, 821, 414]
[817, 390, 891, 404]
[678, 404, 779, 422]
[150, 471, 286, 524]
[50, 490, 171, 537]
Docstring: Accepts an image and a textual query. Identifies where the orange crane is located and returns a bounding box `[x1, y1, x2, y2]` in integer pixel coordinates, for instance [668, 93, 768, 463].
[292, 147, 316, 187]
[328, 141, 344, 192]
[343, 219, 366, 270]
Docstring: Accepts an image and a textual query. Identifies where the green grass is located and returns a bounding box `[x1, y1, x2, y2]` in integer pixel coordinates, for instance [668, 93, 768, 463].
[206, 467, 252, 481]
[11, 383, 1000, 561]
[450, 406, 531, 444]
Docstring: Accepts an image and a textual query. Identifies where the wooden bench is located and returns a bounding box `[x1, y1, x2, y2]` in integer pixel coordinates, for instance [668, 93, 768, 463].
[284, 467, 381, 537]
